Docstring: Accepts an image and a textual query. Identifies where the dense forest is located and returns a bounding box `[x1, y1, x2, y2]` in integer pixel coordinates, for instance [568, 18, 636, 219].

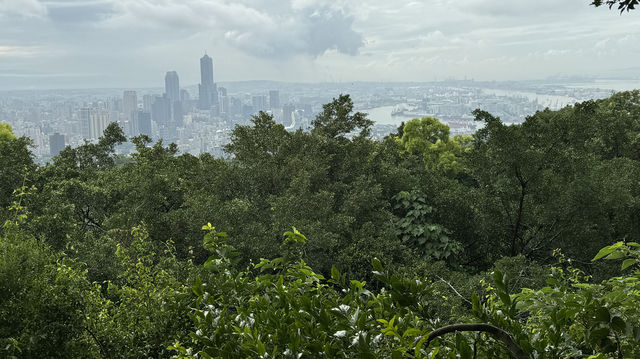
[1, 91, 640, 358]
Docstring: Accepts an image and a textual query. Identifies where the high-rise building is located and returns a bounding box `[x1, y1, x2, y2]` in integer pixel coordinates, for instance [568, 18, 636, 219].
[132, 111, 152, 137]
[252, 95, 267, 113]
[143, 94, 154, 113]
[80, 107, 90, 138]
[269, 90, 280, 109]
[165, 71, 180, 103]
[172, 101, 183, 127]
[151, 95, 171, 126]
[201, 54, 213, 87]
[81, 107, 112, 140]
[198, 53, 218, 110]
[49, 133, 65, 156]
[123, 90, 137, 123]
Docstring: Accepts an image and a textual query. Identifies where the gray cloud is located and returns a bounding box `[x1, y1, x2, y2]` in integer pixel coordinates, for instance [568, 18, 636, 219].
[0, 0, 47, 17]
[46, 1, 114, 23]
[307, 8, 362, 55]
[1, 0, 640, 89]
[102, 0, 363, 58]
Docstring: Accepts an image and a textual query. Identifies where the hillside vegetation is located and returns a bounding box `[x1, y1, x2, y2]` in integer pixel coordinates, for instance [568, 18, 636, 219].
[1, 92, 640, 358]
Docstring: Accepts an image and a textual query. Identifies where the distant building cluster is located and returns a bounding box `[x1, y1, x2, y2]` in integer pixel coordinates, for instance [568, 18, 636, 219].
[0, 53, 316, 161]
[0, 62, 618, 162]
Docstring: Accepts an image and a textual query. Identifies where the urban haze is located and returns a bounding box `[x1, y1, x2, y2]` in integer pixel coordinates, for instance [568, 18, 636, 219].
[2, 0, 640, 160]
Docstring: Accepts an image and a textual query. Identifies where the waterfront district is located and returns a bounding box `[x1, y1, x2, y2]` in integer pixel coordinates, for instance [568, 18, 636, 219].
[1, 54, 632, 162]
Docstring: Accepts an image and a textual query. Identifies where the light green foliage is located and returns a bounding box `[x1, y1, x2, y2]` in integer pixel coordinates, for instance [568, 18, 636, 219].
[177, 228, 640, 358]
[400, 117, 472, 175]
[173, 227, 445, 358]
[0, 122, 15, 142]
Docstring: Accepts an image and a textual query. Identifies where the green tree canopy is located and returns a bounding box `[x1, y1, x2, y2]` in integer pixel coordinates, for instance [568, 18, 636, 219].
[311, 94, 373, 139]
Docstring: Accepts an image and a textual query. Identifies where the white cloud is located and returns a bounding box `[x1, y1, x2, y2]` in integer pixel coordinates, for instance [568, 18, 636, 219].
[0, 45, 40, 57]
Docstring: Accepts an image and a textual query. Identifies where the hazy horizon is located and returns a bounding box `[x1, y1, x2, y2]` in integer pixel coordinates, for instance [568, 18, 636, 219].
[1, 0, 640, 90]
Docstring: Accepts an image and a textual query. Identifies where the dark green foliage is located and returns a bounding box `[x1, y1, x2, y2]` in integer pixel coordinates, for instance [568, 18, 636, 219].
[593, 0, 639, 11]
[311, 94, 374, 139]
[0, 233, 97, 358]
[3, 91, 640, 357]
[467, 91, 640, 270]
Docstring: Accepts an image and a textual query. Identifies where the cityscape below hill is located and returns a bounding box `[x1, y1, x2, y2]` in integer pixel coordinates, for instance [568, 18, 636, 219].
[2, 73, 636, 163]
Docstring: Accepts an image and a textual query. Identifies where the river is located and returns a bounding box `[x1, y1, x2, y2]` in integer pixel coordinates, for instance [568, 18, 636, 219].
[363, 80, 640, 126]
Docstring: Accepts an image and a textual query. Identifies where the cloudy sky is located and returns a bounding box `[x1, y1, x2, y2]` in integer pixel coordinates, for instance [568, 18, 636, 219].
[0, 0, 639, 89]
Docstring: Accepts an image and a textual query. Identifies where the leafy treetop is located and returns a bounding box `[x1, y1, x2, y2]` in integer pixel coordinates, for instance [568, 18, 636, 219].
[592, 0, 639, 11]
[312, 94, 373, 139]
[0, 122, 16, 142]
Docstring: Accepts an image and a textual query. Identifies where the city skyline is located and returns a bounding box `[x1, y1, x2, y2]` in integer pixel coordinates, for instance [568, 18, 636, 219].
[2, 1, 640, 90]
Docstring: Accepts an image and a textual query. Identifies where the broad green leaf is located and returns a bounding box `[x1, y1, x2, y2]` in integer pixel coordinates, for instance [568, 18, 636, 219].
[621, 259, 636, 270]
[593, 242, 623, 261]
[604, 251, 626, 260]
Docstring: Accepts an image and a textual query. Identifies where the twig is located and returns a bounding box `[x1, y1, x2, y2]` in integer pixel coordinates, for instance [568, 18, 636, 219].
[435, 274, 472, 306]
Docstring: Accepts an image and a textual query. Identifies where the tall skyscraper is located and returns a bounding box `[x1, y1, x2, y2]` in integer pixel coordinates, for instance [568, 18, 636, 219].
[49, 133, 65, 156]
[165, 71, 180, 103]
[200, 54, 213, 87]
[123, 90, 137, 123]
[269, 90, 280, 109]
[198, 53, 218, 110]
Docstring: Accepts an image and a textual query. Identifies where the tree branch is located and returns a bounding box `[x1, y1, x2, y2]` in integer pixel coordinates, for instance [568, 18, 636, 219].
[425, 323, 530, 359]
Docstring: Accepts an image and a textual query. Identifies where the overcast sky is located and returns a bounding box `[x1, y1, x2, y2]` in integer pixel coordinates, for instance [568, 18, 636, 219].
[1, 0, 639, 89]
